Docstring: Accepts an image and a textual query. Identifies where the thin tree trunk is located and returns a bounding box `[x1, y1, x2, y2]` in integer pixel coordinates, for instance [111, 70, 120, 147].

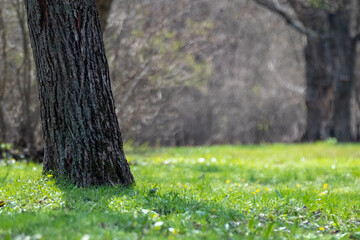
[0, 7, 7, 141]
[25, 0, 134, 187]
[16, 0, 36, 151]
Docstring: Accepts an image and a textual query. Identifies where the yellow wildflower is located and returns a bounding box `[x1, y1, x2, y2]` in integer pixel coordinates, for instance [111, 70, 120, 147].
[226, 180, 231, 184]
[169, 228, 178, 234]
[323, 184, 328, 189]
[256, 189, 260, 193]
[184, 185, 188, 188]
[265, 188, 269, 191]
[242, 179, 245, 182]
[319, 227, 324, 231]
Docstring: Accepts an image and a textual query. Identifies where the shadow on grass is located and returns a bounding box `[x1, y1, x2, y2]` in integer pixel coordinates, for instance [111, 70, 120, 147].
[0, 177, 246, 239]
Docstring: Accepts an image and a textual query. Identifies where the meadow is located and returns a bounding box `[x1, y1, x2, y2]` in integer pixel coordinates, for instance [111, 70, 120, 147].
[1, 142, 360, 239]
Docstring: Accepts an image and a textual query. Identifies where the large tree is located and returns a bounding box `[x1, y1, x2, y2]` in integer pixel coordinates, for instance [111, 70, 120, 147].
[25, 0, 134, 187]
[254, 0, 360, 141]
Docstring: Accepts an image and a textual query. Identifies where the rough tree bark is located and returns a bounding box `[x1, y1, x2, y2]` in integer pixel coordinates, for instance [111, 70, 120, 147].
[25, 0, 134, 187]
[254, 0, 358, 142]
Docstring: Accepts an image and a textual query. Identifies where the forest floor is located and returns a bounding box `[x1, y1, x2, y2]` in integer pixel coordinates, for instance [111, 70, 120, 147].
[1, 142, 360, 239]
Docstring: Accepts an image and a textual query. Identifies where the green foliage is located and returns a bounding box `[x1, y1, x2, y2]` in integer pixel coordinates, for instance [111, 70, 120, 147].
[308, 0, 346, 11]
[309, 0, 326, 8]
[1, 143, 360, 239]
[0, 143, 12, 150]
[131, 17, 213, 89]
[0, 143, 12, 160]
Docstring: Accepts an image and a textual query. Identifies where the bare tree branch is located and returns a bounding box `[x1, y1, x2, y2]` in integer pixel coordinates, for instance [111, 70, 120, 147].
[253, 0, 319, 38]
[267, 61, 304, 95]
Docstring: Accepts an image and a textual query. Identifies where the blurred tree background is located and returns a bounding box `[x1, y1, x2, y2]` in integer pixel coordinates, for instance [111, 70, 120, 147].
[1, 0, 360, 158]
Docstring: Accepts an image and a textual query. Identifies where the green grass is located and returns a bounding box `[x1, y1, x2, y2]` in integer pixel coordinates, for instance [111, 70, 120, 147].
[1, 142, 360, 239]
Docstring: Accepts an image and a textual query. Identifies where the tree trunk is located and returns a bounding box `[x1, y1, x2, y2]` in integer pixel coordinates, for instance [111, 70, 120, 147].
[25, 0, 134, 187]
[302, 12, 354, 142]
[331, 12, 354, 142]
[16, 1, 36, 153]
[0, 7, 7, 142]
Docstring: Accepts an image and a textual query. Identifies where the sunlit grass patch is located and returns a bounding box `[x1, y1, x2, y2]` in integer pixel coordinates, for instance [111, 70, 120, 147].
[1, 142, 360, 239]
